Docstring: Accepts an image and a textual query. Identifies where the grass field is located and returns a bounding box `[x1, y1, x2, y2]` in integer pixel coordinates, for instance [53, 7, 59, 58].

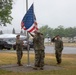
[0, 52, 76, 75]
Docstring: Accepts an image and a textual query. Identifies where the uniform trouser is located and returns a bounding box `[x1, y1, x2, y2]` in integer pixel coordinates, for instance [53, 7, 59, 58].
[55, 49, 62, 63]
[34, 50, 45, 68]
[16, 50, 23, 64]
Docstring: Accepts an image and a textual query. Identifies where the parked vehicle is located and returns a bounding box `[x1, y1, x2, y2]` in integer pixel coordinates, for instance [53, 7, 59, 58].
[13, 40, 33, 50]
[23, 40, 34, 49]
[28, 40, 34, 48]
[0, 40, 12, 50]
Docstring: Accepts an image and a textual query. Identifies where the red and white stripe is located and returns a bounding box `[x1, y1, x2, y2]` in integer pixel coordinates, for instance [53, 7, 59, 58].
[21, 21, 38, 33]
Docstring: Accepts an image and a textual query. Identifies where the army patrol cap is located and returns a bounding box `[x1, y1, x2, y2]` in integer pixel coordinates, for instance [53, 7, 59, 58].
[55, 35, 61, 38]
[55, 35, 59, 37]
[34, 30, 43, 35]
[37, 31, 43, 35]
[34, 30, 41, 33]
[16, 34, 20, 37]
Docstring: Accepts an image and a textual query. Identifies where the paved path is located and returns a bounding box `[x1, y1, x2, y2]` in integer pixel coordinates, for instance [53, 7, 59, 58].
[45, 46, 76, 54]
[0, 64, 62, 72]
[0, 46, 76, 54]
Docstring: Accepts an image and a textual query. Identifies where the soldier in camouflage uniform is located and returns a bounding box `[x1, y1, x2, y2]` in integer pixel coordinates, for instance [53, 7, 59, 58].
[51, 35, 63, 64]
[16, 35, 23, 66]
[29, 31, 45, 70]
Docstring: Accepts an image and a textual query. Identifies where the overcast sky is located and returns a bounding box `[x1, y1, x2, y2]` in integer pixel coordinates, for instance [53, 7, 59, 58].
[2, 0, 76, 33]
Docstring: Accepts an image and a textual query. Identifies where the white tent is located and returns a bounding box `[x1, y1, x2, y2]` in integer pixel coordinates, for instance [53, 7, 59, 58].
[0, 34, 27, 40]
[0, 34, 27, 45]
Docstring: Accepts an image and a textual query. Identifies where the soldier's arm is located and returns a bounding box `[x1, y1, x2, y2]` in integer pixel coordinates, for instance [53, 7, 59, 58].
[60, 41, 63, 50]
[51, 37, 55, 42]
[29, 33, 34, 37]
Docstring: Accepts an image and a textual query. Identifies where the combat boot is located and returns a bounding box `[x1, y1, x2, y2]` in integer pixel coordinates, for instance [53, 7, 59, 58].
[17, 62, 23, 66]
[40, 67, 44, 70]
[33, 67, 38, 70]
[18, 64, 23, 66]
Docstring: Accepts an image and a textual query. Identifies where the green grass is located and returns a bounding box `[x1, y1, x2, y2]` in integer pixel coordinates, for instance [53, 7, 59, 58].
[0, 69, 76, 75]
[0, 53, 76, 75]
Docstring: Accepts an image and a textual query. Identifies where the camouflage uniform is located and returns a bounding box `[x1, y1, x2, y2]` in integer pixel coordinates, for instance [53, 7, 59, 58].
[33, 33, 45, 69]
[55, 39, 63, 64]
[16, 38, 23, 66]
[51, 35, 63, 64]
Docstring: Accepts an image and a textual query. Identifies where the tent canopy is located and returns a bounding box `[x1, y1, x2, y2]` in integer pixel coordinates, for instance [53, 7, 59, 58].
[0, 34, 27, 39]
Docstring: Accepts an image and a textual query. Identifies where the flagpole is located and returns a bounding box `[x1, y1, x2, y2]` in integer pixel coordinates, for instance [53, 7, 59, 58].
[26, 0, 30, 66]
[26, 0, 28, 11]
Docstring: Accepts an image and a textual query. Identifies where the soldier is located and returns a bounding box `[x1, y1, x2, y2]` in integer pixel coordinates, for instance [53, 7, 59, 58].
[51, 35, 63, 64]
[16, 34, 23, 66]
[29, 31, 45, 70]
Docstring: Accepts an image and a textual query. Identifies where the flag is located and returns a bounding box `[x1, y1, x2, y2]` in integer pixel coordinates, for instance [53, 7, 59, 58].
[21, 4, 38, 33]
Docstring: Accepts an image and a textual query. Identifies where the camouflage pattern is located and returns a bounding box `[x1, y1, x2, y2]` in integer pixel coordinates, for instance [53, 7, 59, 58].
[33, 33, 45, 68]
[16, 50, 23, 64]
[35, 50, 45, 67]
[55, 39, 63, 64]
[33, 34, 45, 50]
[16, 38, 23, 65]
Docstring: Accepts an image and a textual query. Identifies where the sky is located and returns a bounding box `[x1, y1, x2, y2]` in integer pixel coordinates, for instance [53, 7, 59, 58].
[1, 0, 76, 33]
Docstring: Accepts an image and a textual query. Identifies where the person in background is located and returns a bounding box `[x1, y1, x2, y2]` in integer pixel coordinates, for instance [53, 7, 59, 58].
[51, 35, 63, 64]
[29, 31, 45, 70]
[16, 34, 24, 66]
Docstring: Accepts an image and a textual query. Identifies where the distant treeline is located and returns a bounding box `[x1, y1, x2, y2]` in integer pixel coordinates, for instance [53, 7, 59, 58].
[39, 25, 76, 38]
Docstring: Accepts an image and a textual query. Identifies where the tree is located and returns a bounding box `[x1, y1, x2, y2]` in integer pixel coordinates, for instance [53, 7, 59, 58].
[12, 28, 15, 34]
[65, 27, 76, 37]
[53, 25, 65, 37]
[39, 25, 53, 38]
[0, 0, 13, 26]
[39, 25, 49, 38]
[39, 25, 76, 38]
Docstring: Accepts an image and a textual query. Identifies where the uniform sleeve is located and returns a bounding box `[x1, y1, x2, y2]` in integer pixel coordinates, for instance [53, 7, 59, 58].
[51, 37, 55, 42]
[60, 41, 63, 50]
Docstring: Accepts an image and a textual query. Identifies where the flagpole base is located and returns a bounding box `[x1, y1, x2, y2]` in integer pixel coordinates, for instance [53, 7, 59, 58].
[26, 64, 32, 67]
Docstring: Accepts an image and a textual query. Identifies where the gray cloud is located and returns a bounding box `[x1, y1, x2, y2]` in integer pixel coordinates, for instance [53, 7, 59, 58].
[2, 0, 76, 33]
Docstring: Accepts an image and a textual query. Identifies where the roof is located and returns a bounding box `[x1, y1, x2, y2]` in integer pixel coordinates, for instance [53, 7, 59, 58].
[0, 34, 27, 39]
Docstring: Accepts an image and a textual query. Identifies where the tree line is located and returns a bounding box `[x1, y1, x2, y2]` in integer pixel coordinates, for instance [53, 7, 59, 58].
[0, 1, 76, 39]
[0, 0, 13, 26]
[39, 25, 76, 38]
[0, 28, 24, 35]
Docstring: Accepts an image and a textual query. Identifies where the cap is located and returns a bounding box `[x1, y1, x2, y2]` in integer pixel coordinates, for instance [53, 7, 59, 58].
[37, 30, 41, 33]
[34, 30, 43, 35]
[55, 35, 60, 37]
[16, 34, 20, 37]
[34, 30, 40, 33]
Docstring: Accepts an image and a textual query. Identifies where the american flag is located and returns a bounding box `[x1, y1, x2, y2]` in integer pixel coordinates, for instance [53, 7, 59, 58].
[21, 4, 38, 33]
